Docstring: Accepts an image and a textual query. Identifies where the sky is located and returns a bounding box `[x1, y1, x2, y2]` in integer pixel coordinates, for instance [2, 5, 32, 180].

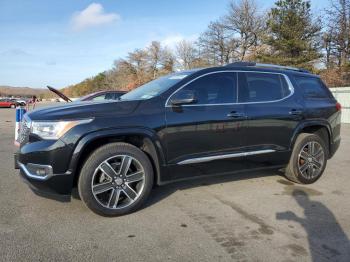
[0, 0, 330, 88]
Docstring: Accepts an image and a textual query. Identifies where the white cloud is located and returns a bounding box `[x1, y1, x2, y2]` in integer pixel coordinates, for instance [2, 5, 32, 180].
[160, 34, 198, 50]
[1, 48, 32, 57]
[71, 3, 120, 31]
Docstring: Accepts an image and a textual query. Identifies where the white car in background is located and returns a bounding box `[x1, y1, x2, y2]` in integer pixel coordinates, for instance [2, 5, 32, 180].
[10, 98, 26, 106]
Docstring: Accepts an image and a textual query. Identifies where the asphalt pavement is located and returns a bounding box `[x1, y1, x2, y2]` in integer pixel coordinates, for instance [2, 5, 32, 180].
[1, 103, 349, 262]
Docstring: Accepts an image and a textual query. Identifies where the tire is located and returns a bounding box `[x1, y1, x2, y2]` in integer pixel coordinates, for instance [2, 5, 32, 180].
[78, 142, 154, 216]
[10, 104, 15, 108]
[285, 133, 328, 184]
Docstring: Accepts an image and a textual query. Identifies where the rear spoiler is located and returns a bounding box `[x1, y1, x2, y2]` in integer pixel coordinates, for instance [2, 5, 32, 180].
[47, 86, 72, 102]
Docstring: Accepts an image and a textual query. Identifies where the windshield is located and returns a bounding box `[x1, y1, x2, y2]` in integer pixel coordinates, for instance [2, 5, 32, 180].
[120, 73, 190, 101]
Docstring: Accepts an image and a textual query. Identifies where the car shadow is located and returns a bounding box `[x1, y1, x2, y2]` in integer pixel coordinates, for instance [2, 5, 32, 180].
[71, 168, 282, 203]
[71, 168, 281, 205]
[143, 168, 281, 209]
[276, 189, 350, 261]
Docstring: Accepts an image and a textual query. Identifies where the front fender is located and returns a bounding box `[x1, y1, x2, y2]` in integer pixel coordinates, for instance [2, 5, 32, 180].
[67, 127, 166, 175]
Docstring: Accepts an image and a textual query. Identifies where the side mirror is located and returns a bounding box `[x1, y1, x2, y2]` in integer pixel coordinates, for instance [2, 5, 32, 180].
[170, 90, 197, 106]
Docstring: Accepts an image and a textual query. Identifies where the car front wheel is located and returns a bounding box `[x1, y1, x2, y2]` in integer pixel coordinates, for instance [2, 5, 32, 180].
[285, 133, 327, 184]
[78, 142, 154, 216]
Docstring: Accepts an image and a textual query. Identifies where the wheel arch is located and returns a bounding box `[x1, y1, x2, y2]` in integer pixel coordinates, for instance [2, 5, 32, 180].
[291, 121, 332, 157]
[69, 128, 166, 187]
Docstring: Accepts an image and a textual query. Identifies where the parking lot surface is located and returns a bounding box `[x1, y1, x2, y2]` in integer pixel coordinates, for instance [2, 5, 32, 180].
[1, 103, 350, 262]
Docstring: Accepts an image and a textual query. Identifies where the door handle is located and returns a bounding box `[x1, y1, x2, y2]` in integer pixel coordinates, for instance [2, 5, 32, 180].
[289, 109, 303, 115]
[227, 112, 246, 119]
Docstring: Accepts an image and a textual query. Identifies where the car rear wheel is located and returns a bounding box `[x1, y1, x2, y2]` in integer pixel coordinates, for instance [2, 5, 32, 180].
[285, 133, 327, 184]
[78, 142, 154, 216]
[10, 104, 15, 108]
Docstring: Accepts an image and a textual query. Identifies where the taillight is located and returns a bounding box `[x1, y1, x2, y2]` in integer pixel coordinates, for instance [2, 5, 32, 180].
[336, 102, 342, 111]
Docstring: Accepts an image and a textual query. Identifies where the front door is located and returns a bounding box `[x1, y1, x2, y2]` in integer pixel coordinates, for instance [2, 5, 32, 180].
[164, 72, 247, 180]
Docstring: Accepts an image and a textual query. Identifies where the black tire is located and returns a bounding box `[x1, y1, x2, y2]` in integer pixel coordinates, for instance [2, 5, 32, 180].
[78, 142, 154, 216]
[285, 133, 328, 184]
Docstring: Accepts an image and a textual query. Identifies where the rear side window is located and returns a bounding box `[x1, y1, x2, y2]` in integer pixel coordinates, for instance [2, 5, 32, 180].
[105, 93, 114, 100]
[177, 72, 237, 104]
[294, 76, 330, 98]
[91, 94, 106, 101]
[114, 93, 123, 99]
[238, 72, 291, 103]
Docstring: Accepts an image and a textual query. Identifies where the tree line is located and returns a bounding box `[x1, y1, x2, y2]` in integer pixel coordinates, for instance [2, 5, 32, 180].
[62, 0, 350, 97]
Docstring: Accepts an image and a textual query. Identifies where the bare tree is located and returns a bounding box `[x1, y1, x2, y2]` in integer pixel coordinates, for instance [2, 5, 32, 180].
[146, 41, 175, 78]
[176, 40, 198, 69]
[325, 0, 350, 67]
[66, 0, 344, 95]
[323, 32, 335, 68]
[126, 49, 150, 85]
[147, 41, 162, 79]
[160, 47, 175, 73]
[224, 0, 265, 60]
[198, 21, 237, 65]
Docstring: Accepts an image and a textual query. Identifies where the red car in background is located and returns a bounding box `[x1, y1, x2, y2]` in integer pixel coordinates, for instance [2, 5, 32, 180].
[0, 98, 17, 108]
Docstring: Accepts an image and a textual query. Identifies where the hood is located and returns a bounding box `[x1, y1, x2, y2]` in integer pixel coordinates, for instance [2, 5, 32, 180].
[28, 100, 141, 121]
[47, 86, 72, 102]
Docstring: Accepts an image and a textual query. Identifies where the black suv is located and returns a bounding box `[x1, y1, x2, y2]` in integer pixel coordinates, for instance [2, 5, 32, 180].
[14, 62, 341, 216]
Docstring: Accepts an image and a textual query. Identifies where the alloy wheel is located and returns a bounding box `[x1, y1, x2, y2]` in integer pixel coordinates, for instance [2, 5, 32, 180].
[91, 155, 145, 210]
[298, 141, 325, 179]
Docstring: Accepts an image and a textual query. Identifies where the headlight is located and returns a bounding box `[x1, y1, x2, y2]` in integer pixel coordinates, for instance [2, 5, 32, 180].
[31, 119, 93, 140]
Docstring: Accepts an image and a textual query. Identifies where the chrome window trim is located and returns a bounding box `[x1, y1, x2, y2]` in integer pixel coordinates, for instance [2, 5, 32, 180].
[177, 149, 276, 165]
[165, 70, 294, 107]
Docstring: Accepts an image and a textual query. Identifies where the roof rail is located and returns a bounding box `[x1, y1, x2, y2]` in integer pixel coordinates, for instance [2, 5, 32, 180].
[225, 61, 310, 73]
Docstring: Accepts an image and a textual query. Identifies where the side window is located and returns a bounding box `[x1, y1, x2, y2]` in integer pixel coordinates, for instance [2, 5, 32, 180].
[114, 92, 123, 99]
[238, 72, 291, 103]
[174, 72, 237, 105]
[104, 93, 114, 100]
[294, 76, 330, 98]
[91, 94, 106, 101]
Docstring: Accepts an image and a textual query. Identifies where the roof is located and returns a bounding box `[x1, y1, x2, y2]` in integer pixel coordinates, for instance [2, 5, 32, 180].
[183, 62, 315, 77]
[224, 62, 310, 73]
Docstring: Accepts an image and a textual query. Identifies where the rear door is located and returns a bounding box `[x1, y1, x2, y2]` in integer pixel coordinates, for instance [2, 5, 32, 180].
[164, 71, 247, 180]
[238, 71, 303, 168]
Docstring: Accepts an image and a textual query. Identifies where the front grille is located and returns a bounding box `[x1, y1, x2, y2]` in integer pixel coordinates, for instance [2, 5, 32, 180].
[19, 117, 30, 145]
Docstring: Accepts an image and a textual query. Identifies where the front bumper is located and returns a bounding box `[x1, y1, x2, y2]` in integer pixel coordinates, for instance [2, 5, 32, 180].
[15, 159, 73, 200]
[14, 138, 75, 199]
